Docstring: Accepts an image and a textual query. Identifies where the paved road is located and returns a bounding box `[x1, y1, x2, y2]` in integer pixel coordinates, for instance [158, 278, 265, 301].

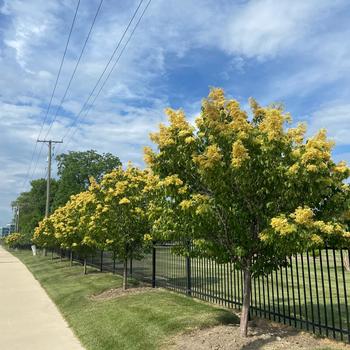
[0, 245, 84, 350]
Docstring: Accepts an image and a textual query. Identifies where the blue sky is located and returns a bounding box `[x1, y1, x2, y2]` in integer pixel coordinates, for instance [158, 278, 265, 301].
[0, 0, 350, 226]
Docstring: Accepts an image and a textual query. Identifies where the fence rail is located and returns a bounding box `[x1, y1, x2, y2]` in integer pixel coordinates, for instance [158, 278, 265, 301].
[70, 245, 350, 343]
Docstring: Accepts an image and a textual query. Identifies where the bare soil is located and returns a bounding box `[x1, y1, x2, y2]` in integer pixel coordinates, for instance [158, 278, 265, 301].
[166, 318, 350, 350]
[90, 286, 156, 301]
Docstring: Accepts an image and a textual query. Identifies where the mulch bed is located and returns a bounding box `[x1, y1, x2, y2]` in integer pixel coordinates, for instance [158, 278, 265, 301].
[166, 317, 350, 350]
[90, 286, 156, 301]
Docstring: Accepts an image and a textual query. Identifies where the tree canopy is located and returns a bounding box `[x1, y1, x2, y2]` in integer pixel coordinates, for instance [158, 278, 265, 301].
[53, 150, 121, 209]
[87, 165, 154, 288]
[145, 88, 350, 335]
[12, 178, 58, 242]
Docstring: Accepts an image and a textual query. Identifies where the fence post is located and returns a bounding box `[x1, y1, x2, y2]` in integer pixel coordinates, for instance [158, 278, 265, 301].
[100, 250, 103, 272]
[152, 243, 156, 288]
[186, 240, 192, 296]
[186, 254, 192, 296]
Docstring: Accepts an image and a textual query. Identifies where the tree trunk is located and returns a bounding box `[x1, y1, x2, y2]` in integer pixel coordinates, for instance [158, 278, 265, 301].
[60, 248, 62, 262]
[123, 258, 128, 290]
[43, 248, 46, 256]
[70, 250, 73, 267]
[51, 249, 54, 260]
[83, 258, 87, 275]
[240, 266, 252, 337]
[113, 251, 116, 274]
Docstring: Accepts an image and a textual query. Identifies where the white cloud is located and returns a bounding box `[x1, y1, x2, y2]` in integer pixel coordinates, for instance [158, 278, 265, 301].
[308, 103, 350, 148]
[219, 0, 333, 59]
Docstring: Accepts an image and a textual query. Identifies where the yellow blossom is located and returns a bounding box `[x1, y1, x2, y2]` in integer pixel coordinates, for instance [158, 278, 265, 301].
[306, 164, 318, 172]
[161, 175, 183, 187]
[259, 108, 287, 141]
[231, 140, 250, 168]
[302, 129, 334, 165]
[185, 136, 195, 144]
[333, 161, 349, 174]
[271, 216, 297, 235]
[287, 123, 306, 144]
[310, 234, 323, 245]
[288, 163, 299, 175]
[179, 199, 192, 210]
[119, 197, 131, 205]
[194, 144, 223, 170]
[290, 207, 314, 225]
[144, 146, 156, 166]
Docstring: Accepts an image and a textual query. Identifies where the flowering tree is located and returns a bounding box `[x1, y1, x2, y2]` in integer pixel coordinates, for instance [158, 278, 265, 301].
[5, 232, 24, 249]
[63, 191, 97, 274]
[146, 88, 350, 336]
[87, 166, 153, 289]
[33, 217, 57, 255]
[38, 191, 97, 273]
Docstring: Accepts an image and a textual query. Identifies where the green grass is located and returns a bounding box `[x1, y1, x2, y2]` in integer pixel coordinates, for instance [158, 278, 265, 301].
[134, 248, 350, 341]
[10, 249, 238, 350]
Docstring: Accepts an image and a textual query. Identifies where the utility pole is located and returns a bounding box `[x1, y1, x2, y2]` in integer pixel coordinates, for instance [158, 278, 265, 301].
[15, 206, 20, 232]
[37, 140, 63, 217]
[11, 204, 20, 232]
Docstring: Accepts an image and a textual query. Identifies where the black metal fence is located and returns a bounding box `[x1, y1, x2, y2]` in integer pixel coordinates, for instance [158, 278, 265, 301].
[74, 244, 350, 343]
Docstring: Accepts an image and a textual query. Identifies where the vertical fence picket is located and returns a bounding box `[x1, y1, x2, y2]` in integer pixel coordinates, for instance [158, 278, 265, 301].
[289, 256, 297, 328]
[306, 251, 315, 333]
[333, 249, 342, 340]
[326, 249, 336, 339]
[312, 250, 322, 335]
[341, 249, 350, 343]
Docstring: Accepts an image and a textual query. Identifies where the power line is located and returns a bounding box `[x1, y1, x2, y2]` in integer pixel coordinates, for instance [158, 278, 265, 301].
[59, 0, 148, 153]
[31, 0, 105, 186]
[20, 0, 81, 192]
[43, 0, 104, 140]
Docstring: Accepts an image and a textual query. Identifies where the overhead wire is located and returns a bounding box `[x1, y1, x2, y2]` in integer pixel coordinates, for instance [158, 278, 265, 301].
[30, 0, 105, 186]
[43, 0, 104, 140]
[69, 0, 153, 143]
[20, 0, 81, 192]
[58, 0, 150, 153]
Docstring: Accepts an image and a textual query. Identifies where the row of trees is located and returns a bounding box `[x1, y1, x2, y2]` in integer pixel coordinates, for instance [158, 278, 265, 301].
[33, 166, 154, 288]
[33, 88, 350, 337]
[12, 150, 121, 244]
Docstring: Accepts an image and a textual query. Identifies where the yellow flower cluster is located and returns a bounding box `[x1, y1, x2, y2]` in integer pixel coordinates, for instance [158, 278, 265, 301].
[226, 100, 252, 138]
[333, 161, 350, 175]
[271, 216, 297, 236]
[179, 194, 210, 215]
[207, 87, 226, 108]
[288, 163, 299, 175]
[160, 174, 183, 187]
[144, 146, 156, 166]
[231, 140, 250, 168]
[194, 144, 223, 170]
[301, 129, 333, 167]
[287, 123, 306, 145]
[259, 109, 289, 141]
[119, 197, 130, 205]
[290, 206, 314, 225]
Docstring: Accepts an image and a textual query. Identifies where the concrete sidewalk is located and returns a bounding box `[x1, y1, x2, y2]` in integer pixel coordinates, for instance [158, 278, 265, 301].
[0, 245, 84, 350]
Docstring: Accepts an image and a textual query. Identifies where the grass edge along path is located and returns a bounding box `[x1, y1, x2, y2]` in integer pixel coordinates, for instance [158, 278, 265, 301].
[10, 249, 238, 350]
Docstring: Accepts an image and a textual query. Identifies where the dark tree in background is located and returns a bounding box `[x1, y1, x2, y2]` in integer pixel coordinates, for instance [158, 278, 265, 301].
[12, 178, 58, 243]
[52, 150, 121, 209]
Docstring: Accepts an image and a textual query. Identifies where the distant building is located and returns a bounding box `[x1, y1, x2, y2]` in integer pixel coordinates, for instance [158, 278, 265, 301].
[1, 227, 10, 237]
[8, 223, 15, 233]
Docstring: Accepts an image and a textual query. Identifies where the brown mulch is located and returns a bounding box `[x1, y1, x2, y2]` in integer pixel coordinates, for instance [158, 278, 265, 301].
[90, 286, 156, 301]
[165, 317, 350, 350]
